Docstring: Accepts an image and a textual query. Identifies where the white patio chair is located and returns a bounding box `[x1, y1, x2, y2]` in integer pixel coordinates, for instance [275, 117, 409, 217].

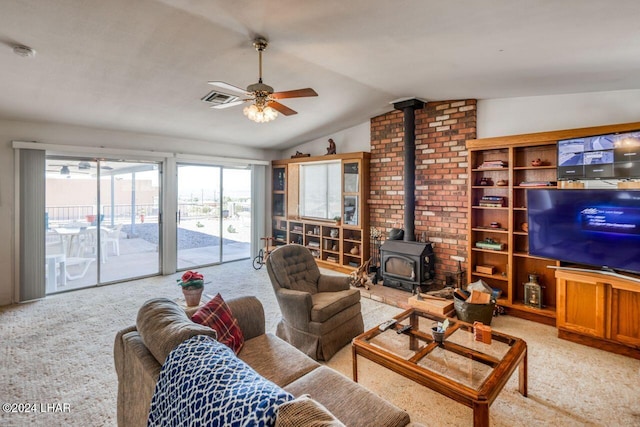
[102, 223, 123, 257]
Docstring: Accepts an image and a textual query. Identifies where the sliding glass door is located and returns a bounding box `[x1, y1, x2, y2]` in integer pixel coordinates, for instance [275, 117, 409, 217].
[45, 157, 161, 293]
[100, 161, 161, 283]
[177, 164, 251, 269]
[177, 165, 222, 269]
[222, 167, 252, 262]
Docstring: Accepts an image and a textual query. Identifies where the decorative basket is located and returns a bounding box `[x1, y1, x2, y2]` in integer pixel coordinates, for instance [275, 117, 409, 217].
[454, 296, 495, 325]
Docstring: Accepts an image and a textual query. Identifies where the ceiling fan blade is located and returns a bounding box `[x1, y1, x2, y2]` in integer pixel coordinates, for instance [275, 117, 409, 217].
[268, 101, 297, 116]
[207, 81, 249, 96]
[271, 88, 318, 99]
[210, 100, 247, 109]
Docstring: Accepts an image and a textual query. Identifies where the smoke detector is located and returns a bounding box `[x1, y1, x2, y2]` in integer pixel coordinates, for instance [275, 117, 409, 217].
[13, 45, 36, 58]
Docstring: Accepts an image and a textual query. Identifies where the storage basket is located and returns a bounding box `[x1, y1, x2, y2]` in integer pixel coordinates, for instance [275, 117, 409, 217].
[454, 296, 495, 325]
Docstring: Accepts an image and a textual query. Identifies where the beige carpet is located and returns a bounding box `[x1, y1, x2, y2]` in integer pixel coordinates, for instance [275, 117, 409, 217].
[0, 259, 638, 426]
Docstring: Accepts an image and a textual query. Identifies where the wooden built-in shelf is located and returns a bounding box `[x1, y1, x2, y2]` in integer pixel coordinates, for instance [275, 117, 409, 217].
[271, 152, 370, 273]
[467, 120, 640, 327]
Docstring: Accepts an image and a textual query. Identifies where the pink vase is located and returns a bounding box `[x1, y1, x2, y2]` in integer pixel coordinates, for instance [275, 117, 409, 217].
[182, 287, 203, 307]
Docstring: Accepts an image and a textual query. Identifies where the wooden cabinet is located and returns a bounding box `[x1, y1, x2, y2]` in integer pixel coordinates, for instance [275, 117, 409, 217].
[556, 271, 607, 338]
[271, 152, 370, 273]
[271, 165, 288, 249]
[466, 121, 640, 325]
[610, 289, 640, 347]
[556, 269, 640, 359]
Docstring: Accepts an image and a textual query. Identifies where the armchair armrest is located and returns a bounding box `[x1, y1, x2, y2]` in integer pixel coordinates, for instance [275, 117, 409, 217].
[276, 288, 313, 331]
[317, 274, 350, 293]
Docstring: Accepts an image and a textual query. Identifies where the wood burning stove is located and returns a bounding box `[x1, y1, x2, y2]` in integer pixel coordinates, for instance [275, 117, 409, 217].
[380, 240, 435, 293]
[378, 99, 435, 293]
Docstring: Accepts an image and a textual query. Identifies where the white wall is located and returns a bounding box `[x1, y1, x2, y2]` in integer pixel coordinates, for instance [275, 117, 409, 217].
[0, 118, 276, 306]
[478, 89, 640, 138]
[280, 122, 370, 158]
[283, 89, 640, 157]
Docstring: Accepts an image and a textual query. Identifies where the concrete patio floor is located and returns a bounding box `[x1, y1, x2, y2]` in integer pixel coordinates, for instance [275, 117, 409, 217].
[47, 218, 250, 294]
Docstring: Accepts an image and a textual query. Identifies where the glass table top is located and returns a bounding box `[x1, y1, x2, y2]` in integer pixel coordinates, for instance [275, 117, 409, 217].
[361, 310, 518, 390]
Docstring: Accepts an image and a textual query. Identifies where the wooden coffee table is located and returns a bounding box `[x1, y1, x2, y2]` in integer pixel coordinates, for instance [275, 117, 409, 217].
[352, 308, 527, 427]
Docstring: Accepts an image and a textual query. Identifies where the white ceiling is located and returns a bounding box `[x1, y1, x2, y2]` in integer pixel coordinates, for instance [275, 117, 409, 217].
[1, 0, 639, 150]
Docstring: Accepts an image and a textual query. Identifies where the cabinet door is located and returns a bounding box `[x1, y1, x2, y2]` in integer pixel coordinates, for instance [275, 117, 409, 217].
[610, 289, 640, 346]
[557, 276, 606, 338]
[272, 166, 286, 217]
[343, 161, 360, 225]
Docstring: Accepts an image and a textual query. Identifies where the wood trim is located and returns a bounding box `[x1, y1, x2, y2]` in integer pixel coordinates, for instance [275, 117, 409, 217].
[466, 121, 640, 149]
[272, 151, 370, 165]
[558, 329, 640, 360]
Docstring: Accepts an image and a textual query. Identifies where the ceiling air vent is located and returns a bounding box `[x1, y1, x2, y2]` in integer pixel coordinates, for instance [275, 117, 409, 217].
[201, 91, 240, 105]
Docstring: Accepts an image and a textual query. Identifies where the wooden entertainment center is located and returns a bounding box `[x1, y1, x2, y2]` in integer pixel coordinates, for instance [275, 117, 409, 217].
[466, 121, 640, 359]
[271, 152, 370, 273]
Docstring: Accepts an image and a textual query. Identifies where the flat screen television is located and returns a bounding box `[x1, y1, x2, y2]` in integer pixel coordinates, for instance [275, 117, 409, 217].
[527, 189, 640, 276]
[557, 130, 640, 180]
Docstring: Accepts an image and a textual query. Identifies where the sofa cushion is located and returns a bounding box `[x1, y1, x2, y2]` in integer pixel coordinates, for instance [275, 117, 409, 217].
[148, 335, 293, 426]
[284, 366, 410, 427]
[192, 293, 244, 354]
[238, 333, 320, 387]
[276, 394, 345, 427]
[311, 289, 361, 323]
[136, 298, 217, 364]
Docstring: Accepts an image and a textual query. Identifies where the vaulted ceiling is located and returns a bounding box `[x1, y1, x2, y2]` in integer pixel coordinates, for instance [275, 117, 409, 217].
[1, 0, 639, 150]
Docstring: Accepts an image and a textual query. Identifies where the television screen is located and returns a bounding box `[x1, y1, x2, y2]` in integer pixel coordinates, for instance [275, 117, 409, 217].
[557, 130, 640, 180]
[527, 189, 640, 275]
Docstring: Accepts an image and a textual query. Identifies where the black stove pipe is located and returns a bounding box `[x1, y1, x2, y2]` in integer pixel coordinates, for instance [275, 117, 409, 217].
[393, 98, 424, 242]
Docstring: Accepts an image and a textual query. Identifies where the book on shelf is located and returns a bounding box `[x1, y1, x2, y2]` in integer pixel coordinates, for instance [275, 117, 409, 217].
[479, 195, 506, 207]
[478, 160, 507, 169]
[475, 240, 505, 250]
[519, 181, 556, 187]
[307, 241, 320, 248]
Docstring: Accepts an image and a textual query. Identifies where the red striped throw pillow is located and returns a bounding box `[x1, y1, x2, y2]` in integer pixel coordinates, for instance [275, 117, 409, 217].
[191, 293, 244, 354]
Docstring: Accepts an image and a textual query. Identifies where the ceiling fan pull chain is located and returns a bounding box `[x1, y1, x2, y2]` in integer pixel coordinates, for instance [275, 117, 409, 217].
[258, 48, 263, 83]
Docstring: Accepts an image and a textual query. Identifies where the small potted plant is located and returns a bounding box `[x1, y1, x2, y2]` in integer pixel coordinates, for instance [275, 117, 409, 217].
[431, 318, 449, 344]
[177, 270, 204, 306]
[333, 216, 342, 226]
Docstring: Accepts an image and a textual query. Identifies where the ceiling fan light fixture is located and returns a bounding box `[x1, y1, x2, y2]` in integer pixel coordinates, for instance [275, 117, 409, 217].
[243, 103, 278, 123]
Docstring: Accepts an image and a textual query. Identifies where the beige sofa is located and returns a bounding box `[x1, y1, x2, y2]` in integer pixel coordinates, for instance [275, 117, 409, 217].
[114, 296, 413, 427]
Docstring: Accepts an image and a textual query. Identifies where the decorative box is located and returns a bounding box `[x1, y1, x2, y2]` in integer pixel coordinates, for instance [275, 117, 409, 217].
[475, 265, 495, 275]
[473, 321, 492, 344]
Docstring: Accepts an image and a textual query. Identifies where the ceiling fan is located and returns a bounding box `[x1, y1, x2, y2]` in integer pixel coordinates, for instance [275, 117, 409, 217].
[204, 37, 318, 123]
[46, 161, 113, 176]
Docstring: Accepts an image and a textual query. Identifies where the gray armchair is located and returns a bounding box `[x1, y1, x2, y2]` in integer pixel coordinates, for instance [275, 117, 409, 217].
[266, 244, 364, 361]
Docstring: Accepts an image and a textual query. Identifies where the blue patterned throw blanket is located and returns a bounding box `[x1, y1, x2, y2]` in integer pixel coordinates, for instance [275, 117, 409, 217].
[148, 335, 293, 427]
